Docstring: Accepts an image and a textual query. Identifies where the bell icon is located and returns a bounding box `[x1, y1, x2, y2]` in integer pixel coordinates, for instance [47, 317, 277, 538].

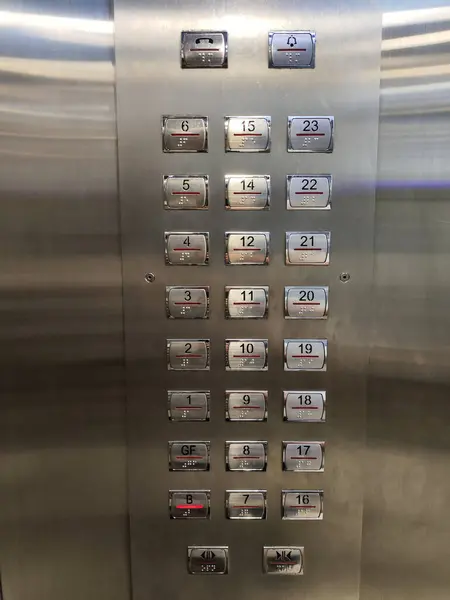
[287, 35, 297, 48]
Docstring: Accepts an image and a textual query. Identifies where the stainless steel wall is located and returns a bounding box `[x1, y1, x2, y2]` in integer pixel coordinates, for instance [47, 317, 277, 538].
[1, 1, 450, 600]
[0, 2, 130, 600]
[361, 3, 450, 599]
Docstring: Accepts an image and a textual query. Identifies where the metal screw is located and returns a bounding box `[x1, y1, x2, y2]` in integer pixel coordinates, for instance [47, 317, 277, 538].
[144, 273, 156, 283]
[339, 272, 351, 283]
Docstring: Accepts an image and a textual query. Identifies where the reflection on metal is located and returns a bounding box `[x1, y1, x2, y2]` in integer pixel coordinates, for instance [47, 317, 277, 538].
[361, 4, 450, 600]
[0, 4, 129, 600]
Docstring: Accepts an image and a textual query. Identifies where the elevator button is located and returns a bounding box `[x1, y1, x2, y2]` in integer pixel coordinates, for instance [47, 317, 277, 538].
[284, 286, 328, 319]
[263, 546, 304, 575]
[284, 391, 326, 422]
[225, 286, 268, 319]
[187, 546, 229, 575]
[162, 116, 208, 153]
[288, 116, 334, 153]
[166, 286, 209, 319]
[169, 441, 210, 471]
[225, 116, 271, 152]
[226, 441, 268, 471]
[165, 232, 209, 266]
[225, 339, 268, 371]
[269, 31, 316, 69]
[225, 175, 270, 210]
[282, 441, 325, 472]
[286, 232, 330, 265]
[167, 339, 210, 370]
[284, 339, 327, 371]
[163, 175, 208, 210]
[287, 175, 332, 210]
[226, 490, 267, 519]
[181, 31, 228, 69]
[282, 490, 324, 520]
[225, 232, 269, 265]
[225, 390, 268, 421]
[168, 391, 210, 421]
[169, 490, 210, 519]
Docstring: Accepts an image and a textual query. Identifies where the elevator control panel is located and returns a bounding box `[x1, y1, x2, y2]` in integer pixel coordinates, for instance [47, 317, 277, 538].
[157, 26, 336, 581]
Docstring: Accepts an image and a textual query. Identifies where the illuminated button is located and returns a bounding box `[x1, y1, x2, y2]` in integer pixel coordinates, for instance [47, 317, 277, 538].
[163, 175, 208, 210]
[226, 490, 267, 519]
[284, 286, 328, 319]
[181, 31, 228, 69]
[269, 31, 315, 68]
[282, 441, 325, 472]
[226, 441, 267, 471]
[168, 391, 210, 422]
[286, 231, 330, 265]
[187, 546, 229, 575]
[284, 391, 326, 422]
[225, 390, 267, 421]
[284, 339, 327, 371]
[225, 232, 269, 265]
[225, 339, 268, 371]
[263, 546, 304, 575]
[225, 116, 271, 152]
[169, 490, 210, 519]
[287, 175, 331, 210]
[225, 175, 270, 210]
[165, 232, 209, 266]
[162, 116, 208, 153]
[167, 339, 210, 371]
[169, 441, 210, 471]
[225, 286, 268, 319]
[288, 116, 334, 153]
[282, 490, 324, 520]
[166, 286, 209, 319]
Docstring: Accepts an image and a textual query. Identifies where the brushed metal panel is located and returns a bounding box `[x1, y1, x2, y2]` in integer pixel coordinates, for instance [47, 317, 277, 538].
[0, 2, 129, 600]
[361, 3, 450, 600]
[114, 1, 381, 598]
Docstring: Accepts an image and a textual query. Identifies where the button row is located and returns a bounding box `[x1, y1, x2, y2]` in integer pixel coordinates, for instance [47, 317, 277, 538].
[166, 286, 328, 319]
[162, 116, 334, 153]
[165, 232, 331, 266]
[168, 441, 325, 472]
[187, 545, 304, 576]
[170, 490, 323, 520]
[167, 339, 327, 371]
[164, 174, 332, 210]
[181, 29, 315, 70]
[168, 390, 326, 422]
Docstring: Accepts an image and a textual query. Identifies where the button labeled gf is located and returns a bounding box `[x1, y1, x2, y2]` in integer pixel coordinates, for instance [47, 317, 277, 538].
[169, 441, 210, 471]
